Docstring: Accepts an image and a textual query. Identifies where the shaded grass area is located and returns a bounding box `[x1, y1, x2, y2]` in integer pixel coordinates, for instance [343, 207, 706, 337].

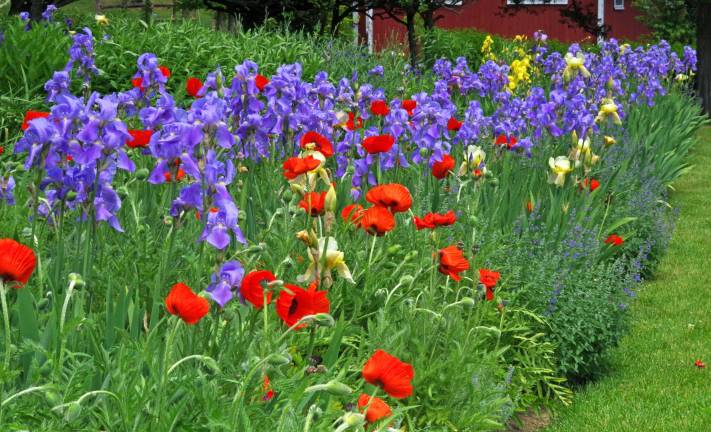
[546, 127, 711, 431]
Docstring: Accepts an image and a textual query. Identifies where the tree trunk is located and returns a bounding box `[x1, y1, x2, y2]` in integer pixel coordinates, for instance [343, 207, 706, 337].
[697, 3, 711, 116]
[215, 10, 224, 31]
[329, 0, 340, 35]
[30, 0, 43, 19]
[143, 0, 153, 23]
[406, 10, 418, 69]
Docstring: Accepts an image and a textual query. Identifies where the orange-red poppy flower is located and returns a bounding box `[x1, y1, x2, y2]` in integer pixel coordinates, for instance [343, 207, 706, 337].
[604, 234, 624, 246]
[164, 282, 209, 324]
[263, 374, 275, 401]
[240, 270, 276, 308]
[346, 112, 363, 130]
[164, 169, 185, 183]
[299, 191, 327, 217]
[365, 184, 412, 213]
[283, 156, 320, 180]
[186, 77, 203, 98]
[362, 349, 414, 399]
[431, 154, 455, 179]
[159, 66, 171, 78]
[438, 245, 470, 281]
[357, 393, 393, 424]
[362, 135, 395, 154]
[359, 206, 396, 236]
[21, 111, 50, 131]
[127, 129, 152, 148]
[0, 239, 36, 287]
[526, 200, 534, 213]
[300, 131, 334, 158]
[275, 281, 330, 328]
[413, 210, 456, 230]
[495, 134, 517, 149]
[694, 359, 706, 368]
[447, 117, 462, 131]
[479, 269, 501, 301]
[341, 203, 365, 223]
[255, 74, 270, 91]
[402, 99, 416, 116]
[0, 146, 4, 156]
[370, 100, 390, 116]
[581, 178, 600, 192]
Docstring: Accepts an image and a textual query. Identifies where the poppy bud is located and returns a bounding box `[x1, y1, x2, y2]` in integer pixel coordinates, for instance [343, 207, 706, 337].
[324, 184, 337, 212]
[403, 250, 419, 262]
[64, 402, 82, 422]
[324, 380, 353, 396]
[45, 390, 62, 406]
[290, 183, 305, 195]
[459, 297, 476, 308]
[135, 168, 149, 180]
[282, 189, 293, 201]
[468, 215, 478, 225]
[163, 216, 173, 226]
[342, 412, 366, 427]
[238, 211, 246, 222]
[310, 313, 335, 327]
[267, 353, 292, 366]
[386, 244, 402, 255]
[68, 273, 85, 287]
[66, 191, 78, 201]
[419, 147, 429, 158]
[398, 275, 414, 285]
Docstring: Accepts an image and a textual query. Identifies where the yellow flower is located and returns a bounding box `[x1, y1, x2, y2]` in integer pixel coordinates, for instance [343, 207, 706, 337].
[95, 14, 109, 26]
[604, 135, 616, 146]
[300, 237, 354, 284]
[563, 52, 591, 81]
[459, 145, 487, 176]
[595, 98, 622, 125]
[548, 156, 573, 187]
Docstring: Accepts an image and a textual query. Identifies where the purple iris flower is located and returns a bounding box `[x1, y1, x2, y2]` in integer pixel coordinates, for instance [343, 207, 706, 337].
[206, 260, 245, 307]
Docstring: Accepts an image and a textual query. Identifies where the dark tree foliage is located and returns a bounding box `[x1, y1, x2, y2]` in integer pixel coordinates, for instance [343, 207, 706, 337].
[9, 0, 77, 17]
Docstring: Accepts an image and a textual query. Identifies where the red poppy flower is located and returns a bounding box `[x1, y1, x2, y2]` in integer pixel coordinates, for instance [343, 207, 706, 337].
[346, 112, 363, 130]
[159, 66, 171, 78]
[479, 269, 501, 301]
[164, 169, 185, 183]
[431, 154, 455, 179]
[365, 184, 412, 213]
[413, 210, 456, 230]
[604, 234, 624, 246]
[275, 281, 330, 328]
[300, 131, 334, 158]
[438, 245, 470, 281]
[263, 375, 275, 401]
[370, 100, 390, 116]
[186, 77, 203, 98]
[359, 206, 396, 236]
[0, 239, 36, 287]
[299, 192, 327, 217]
[495, 135, 517, 149]
[255, 74, 269, 91]
[581, 178, 600, 192]
[0, 146, 4, 156]
[21, 111, 50, 131]
[164, 282, 209, 325]
[695, 359, 706, 368]
[526, 201, 534, 213]
[447, 117, 462, 131]
[362, 135, 395, 154]
[362, 349, 414, 399]
[132, 76, 144, 90]
[402, 99, 416, 116]
[282, 156, 320, 180]
[357, 394, 393, 424]
[126, 129, 152, 148]
[240, 270, 276, 308]
[341, 203, 365, 223]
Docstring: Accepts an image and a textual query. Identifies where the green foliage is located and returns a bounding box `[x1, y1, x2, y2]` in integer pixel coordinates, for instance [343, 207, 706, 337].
[633, 0, 696, 45]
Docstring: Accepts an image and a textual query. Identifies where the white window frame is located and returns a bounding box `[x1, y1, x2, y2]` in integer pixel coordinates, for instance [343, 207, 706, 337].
[613, 0, 624, 10]
[506, 0, 568, 5]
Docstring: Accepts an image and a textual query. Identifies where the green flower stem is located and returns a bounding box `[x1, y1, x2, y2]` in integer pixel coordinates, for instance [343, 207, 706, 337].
[0, 280, 11, 372]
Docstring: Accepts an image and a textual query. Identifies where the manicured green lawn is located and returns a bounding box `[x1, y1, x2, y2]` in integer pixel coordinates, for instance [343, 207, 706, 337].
[546, 127, 711, 431]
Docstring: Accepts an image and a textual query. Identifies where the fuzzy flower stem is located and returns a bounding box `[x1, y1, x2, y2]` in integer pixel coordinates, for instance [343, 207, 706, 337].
[0, 281, 10, 371]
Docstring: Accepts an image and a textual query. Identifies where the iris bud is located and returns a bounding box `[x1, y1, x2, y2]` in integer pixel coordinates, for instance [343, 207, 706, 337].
[135, 168, 149, 180]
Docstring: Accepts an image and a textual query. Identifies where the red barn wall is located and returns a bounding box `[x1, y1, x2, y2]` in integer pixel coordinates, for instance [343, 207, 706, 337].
[371, 0, 650, 50]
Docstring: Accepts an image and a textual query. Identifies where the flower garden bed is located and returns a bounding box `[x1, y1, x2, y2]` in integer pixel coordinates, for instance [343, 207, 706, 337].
[0, 10, 706, 431]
